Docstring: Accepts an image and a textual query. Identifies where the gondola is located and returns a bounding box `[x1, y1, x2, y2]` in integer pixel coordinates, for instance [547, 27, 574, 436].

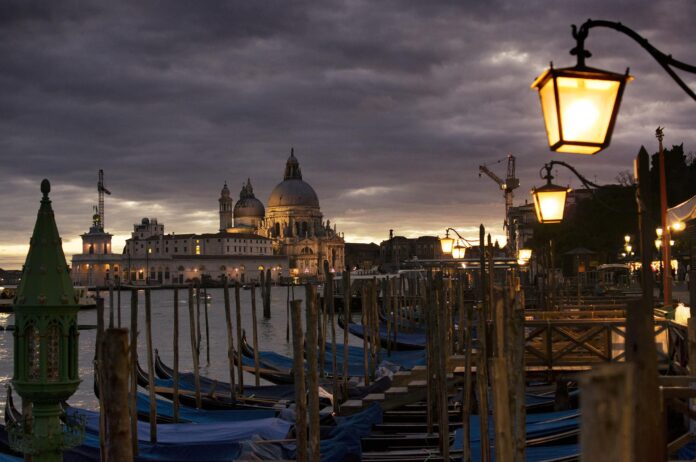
[338, 313, 426, 350]
[154, 349, 298, 400]
[5, 386, 292, 461]
[154, 350, 393, 401]
[134, 361, 279, 410]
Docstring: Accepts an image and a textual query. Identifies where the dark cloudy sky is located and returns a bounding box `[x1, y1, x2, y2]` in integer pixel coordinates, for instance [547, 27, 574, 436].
[1, 0, 695, 268]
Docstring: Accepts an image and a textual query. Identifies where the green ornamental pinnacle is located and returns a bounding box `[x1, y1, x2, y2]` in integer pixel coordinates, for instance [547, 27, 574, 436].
[11, 179, 83, 461]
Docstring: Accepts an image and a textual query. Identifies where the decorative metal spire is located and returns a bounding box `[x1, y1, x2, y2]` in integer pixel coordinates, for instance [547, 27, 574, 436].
[16, 179, 78, 308]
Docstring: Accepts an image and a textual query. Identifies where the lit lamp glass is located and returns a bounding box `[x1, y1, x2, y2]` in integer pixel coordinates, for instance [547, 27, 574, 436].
[670, 240, 675, 246]
[532, 182, 571, 224]
[656, 227, 663, 238]
[671, 222, 685, 232]
[625, 244, 632, 253]
[655, 239, 662, 249]
[624, 235, 630, 243]
[518, 248, 532, 261]
[532, 65, 632, 155]
[440, 234, 455, 254]
[452, 244, 466, 259]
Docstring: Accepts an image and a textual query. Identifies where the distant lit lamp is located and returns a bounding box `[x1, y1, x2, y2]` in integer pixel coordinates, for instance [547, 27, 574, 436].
[518, 248, 532, 261]
[669, 239, 675, 246]
[532, 164, 570, 224]
[671, 221, 685, 232]
[440, 231, 455, 254]
[655, 239, 662, 250]
[624, 235, 631, 243]
[625, 244, 632, 253]
[656, 227, 663, 238]
[452, 243, 466, 259]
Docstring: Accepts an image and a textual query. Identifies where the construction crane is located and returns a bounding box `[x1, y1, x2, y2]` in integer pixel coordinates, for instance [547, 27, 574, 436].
[97, 169, 111, 231]
[478, 154, 519, 253]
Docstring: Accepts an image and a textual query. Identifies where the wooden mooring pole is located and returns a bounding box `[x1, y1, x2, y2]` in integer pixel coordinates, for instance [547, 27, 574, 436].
[100, 328, 133, 462]
[204, 287, 210, 366]
[580, 363, 635, 462]
[172, 288, 180, 423]
[477, 225, 491, 462]
[144, 289, 157, 443]
[290, 299, 308, 462]
[223, 278, 236, 401]
[305, 285, 321, 462]
[188, 285, 202, 408]
[235, 281, 245, 392]
[129, 289, 139, 457]
[250, 281, 261, 386]
[630, 146, 666, 461]
[342, 268, 351, 400]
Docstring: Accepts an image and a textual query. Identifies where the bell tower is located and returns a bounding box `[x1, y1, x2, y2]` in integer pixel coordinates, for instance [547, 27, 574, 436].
[219, 182, 233, 231]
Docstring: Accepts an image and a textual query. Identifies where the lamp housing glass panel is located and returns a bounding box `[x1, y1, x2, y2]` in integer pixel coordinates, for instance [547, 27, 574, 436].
[532, 65, 632, 155]
[518, 248, 532, 261]
[440, 236, 454, 254]
[532, 182, 571, 224]
[655, 238, 662, 249]
[452, 244, 466, 259]
[656, 227, 663, 238]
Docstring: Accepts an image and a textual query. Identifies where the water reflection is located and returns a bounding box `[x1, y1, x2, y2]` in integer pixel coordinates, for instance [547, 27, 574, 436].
[0, 287, 362, 419]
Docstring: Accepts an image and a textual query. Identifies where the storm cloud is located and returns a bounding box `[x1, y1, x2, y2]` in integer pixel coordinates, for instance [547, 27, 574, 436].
[1, 0, 695, 267]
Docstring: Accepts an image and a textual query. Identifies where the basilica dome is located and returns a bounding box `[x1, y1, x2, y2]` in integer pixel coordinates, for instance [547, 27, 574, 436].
[267, 150, 320, 208]
[234, 179, 265, 218]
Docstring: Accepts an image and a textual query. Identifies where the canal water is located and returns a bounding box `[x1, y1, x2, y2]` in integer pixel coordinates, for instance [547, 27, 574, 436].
[0, 286, 363, 418]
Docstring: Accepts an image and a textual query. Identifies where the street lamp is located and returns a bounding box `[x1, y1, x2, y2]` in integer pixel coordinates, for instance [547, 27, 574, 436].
[452, 242, 466, 259]
[531, 160, 606, 224]
[439, 228, 476, 257]
[532, 19, 696, 155]
[439, 231, 455, 254]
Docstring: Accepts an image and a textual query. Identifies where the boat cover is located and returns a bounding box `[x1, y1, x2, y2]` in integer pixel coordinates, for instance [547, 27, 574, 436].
[66, 406, 292, 443]
[136, 393, 277, 423]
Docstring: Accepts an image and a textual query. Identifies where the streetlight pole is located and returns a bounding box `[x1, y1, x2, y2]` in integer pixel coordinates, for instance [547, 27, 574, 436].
[657, 128, 672, 307]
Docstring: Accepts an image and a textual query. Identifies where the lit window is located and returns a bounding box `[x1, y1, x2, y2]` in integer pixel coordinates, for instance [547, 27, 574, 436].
[195, 245, 200, 255]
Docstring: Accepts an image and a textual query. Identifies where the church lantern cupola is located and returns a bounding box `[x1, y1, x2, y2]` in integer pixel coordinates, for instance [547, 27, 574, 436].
[10, 179, 83, 460]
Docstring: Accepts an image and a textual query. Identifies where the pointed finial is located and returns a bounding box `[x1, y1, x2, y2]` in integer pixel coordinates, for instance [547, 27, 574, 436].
[290, 147, 295, 157]
[41, 179, 50, 199]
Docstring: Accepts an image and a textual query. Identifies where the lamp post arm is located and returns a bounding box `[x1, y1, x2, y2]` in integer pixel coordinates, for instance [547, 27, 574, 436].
[541, 160, 633, 215]
[572, 19, 696, 101]
[543, 160, 603, 189]
[444, 228, 477, 247]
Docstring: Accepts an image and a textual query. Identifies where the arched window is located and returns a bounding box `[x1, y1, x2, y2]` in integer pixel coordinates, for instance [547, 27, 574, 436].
[302, 221, 308, 236]
[274, 222, 280, 237]
[301, 247, 313, 255]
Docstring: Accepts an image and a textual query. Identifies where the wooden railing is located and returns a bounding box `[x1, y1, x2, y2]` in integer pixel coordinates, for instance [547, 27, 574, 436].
[523, 318, 688, 372]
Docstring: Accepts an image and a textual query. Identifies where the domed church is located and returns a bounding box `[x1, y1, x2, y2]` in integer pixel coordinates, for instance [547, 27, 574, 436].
[220, 149, 345, 278]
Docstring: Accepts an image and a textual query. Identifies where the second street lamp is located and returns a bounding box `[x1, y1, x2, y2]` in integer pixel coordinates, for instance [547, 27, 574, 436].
[531, 160, 606, 225]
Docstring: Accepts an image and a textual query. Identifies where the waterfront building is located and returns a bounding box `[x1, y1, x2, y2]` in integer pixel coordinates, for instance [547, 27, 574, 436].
[71, 150, 343, 285]
[345, 242, 380, 271]
[71, 209, 122, 286]
[379, 235, 445, 267]
[257, 149, 345, 279]
[122, 217, 286, 284]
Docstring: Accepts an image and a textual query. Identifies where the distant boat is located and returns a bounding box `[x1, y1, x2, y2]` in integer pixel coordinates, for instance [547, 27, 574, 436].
[0, 285, 97, 312]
